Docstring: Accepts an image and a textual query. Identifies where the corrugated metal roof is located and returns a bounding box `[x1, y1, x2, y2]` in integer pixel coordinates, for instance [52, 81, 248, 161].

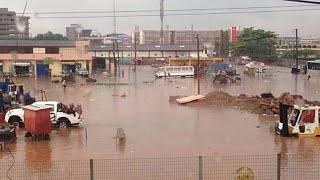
[88, 44, 202, 51]
[0, 40, 76, 47]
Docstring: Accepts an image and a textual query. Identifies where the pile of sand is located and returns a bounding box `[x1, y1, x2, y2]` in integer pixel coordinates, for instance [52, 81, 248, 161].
[201, 91, 234, 106]
[185, 91, 320, 116]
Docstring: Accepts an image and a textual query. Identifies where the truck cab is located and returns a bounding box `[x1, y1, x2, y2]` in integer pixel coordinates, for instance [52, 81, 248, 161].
[5, 101, 82, 128]
[275, 104, 320, 137]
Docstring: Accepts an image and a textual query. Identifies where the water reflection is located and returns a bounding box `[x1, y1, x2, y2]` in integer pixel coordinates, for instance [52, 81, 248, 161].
[25, 139, 52, 172]
[116, 139, 126, 154]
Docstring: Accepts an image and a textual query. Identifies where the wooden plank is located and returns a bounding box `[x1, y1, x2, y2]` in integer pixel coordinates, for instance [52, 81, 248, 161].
[176, 95, 205, 104]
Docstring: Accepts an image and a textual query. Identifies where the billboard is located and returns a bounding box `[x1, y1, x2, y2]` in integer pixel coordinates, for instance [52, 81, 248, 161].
[231, 26, 238, 43]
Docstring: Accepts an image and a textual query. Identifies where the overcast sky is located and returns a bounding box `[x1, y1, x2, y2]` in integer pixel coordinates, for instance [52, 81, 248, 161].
[1, 0, 320, 37]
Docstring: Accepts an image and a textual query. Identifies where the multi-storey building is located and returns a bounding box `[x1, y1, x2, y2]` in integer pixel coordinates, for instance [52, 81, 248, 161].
[0, 8, 30, 39]
[66, 24, 92, 41]
[277, 37, 320, 48]
[66, 24, 82, 41]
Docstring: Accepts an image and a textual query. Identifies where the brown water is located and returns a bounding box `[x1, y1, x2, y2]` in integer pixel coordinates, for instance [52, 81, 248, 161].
[1, 65, 320, 163]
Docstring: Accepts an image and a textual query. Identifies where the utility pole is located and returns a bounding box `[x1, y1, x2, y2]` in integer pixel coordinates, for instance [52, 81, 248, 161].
[191, 24, 194, 44]
[112, 41, 117, 76]
[196, 34, 200, 95]
[134, 33, 137, 72]
[160, 0, 164, 44]
[295, 28, 299, 70]
[113, 0, 116, 34]
[219, 36, 222, 60]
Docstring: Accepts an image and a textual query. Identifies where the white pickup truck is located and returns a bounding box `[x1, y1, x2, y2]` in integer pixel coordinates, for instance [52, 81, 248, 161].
[5, 101, 82, 128]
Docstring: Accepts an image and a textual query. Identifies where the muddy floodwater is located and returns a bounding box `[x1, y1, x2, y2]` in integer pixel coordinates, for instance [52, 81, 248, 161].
[1, 65, 320, 163]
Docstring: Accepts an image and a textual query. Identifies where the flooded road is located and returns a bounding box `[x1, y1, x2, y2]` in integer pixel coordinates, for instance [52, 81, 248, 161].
[1, 65, 320, 163]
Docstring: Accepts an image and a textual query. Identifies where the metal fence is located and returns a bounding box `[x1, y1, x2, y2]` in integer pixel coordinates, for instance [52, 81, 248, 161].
[0, 154, 318, 179]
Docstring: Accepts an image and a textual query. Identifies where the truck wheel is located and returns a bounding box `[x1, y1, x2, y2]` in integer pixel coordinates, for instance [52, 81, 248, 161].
[9, 116, 23, 128]
[57, 118, 70, 129]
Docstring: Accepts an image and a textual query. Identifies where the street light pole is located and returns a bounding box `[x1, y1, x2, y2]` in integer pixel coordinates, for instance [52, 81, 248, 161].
[196, 34, 200, 95]
[116, 41, 120, 76]
[112, 40, 117, 76]
[295, 28, 299, 71]
[134, 33, 137, 72]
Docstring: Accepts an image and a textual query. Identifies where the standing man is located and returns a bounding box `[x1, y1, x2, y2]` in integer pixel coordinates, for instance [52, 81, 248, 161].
[62, 80, 67, 89]
[0, 92, 4, 113]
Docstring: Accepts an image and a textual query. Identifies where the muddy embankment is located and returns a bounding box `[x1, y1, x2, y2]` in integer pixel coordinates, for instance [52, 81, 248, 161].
[172, 91, 320, 116]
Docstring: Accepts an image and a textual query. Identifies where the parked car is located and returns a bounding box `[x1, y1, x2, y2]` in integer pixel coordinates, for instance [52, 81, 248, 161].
[5, 101, 82, 128]
[77, 68, 89, 77]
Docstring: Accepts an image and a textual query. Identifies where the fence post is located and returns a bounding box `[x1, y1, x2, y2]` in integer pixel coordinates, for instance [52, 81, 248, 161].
[90, 159, 94, 180]
[198, 156, 203, 180]
[277, 153, 281, 180]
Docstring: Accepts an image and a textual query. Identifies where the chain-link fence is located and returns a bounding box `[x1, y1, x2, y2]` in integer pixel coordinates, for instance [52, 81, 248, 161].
[0, 154, 319, 179]
[281, 153, 320, 180]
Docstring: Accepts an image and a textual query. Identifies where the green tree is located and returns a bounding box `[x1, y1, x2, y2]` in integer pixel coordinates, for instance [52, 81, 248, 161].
[232, 28, 277, 62]
[33, 31, 68, 40]
[214, 30, 230, 58]
[281, 49, 294, 59]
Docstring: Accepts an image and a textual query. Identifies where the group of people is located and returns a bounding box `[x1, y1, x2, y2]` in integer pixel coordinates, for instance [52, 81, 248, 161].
[59, 103, 82, 118]
[0, 90, 35, 113]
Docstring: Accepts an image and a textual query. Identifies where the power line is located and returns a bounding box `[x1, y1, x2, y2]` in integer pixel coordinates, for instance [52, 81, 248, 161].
[22, 0, 28, 16]
[35, 7, 320, 19]
[34, 4, 319, 15]
[284, 0, 320, 4]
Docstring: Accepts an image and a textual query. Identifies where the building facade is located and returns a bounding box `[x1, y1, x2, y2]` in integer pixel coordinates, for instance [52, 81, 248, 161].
[0, 8, 30, 39]
[136, 30, 220, 48]
[277, 37, 299, 48]
[0, 40, 92, 76]
[89, 44, 202, 70]
[277, 37, 320, 48]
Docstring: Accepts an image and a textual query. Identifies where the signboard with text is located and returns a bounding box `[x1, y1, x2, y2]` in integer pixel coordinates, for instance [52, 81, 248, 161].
[231, 27, 238, 43]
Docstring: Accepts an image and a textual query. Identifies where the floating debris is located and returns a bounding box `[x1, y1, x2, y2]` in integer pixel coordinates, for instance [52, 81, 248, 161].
[142, 81, 154, 84]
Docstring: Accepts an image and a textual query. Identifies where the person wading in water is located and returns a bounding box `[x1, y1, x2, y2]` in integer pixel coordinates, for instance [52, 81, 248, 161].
[62, 80, 67, 89]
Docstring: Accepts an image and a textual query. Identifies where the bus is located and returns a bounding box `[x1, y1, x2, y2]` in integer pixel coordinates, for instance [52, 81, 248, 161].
[306, 60, 320, 76]
[155, 66, 195, 78]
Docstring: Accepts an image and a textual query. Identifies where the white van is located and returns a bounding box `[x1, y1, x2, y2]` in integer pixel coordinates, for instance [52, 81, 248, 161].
[155, 66, 194, 78]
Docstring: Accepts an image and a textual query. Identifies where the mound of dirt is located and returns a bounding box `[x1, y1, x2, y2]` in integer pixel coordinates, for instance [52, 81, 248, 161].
[185, 91, 320, 116]
[201, 91, 235, 105]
